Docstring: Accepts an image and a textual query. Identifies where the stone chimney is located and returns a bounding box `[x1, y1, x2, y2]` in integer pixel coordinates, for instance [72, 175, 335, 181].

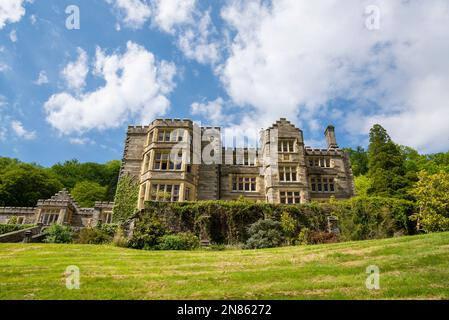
[325, 125, 338, 149]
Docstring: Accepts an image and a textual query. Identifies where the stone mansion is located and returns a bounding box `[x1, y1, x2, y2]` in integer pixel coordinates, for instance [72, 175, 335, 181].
[121, 118, 355, 210]
[0, 118, 355, 229]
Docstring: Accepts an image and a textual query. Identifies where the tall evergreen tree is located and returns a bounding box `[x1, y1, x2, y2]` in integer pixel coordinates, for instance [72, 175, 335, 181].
[367, 124, 411, 198]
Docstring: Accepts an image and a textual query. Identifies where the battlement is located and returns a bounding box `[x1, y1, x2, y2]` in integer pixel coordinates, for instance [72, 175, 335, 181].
[0, 207, 36, 214]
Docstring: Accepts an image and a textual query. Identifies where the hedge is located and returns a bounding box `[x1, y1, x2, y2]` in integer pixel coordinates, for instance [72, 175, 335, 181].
[130, 196, 415, 245]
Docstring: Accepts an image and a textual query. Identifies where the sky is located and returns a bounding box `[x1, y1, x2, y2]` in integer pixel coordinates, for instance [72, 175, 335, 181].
[0, 0, 448, 167]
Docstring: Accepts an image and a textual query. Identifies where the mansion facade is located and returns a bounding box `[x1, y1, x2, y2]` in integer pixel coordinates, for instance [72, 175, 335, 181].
[120, 118, 355, 209]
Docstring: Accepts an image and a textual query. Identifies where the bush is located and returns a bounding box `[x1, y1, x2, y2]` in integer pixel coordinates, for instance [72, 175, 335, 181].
[112, 227, 129, 248]
[77, 228, 110, 244]
[157, 232, 199, 250]
[43, 225, 73, 244]
[128, 212, 167, 250]
[245, 219, 284, 249]
[76, 223, 118, 244]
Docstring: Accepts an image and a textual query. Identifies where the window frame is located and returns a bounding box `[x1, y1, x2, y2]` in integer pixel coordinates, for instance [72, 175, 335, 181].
[232, 176, 257, 192]
[280, 191, 301, 204]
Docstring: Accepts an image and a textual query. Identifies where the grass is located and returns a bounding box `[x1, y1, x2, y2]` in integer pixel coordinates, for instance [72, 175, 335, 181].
[0, 232, 448, 300]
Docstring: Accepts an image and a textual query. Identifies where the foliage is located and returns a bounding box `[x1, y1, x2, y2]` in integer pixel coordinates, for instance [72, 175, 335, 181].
[128, 212, 167, 250]
[42, 225, 73, 244]
[0, 224, 34, 235]
[112, 227, 129, 248]
[367, 124, 412, 198]
[332, 196, 415, 241]
[354, 175, 371, 197]
[77, 227, 111, 244]
[0, 164, 63, 207]
[410, 171, 449, 232]
[244, 219, 284, 249]
[8, 216, 17, 224]
[71, 181, 107, 207]
[140, 200, 329, 245]
[345, 146, 369, 176]
[49, 160, 121, 201]
[157, 232, 200, 250]
[113, 174, 139, 223]
[280, 211, 297, 245]
[75, 223, 118, 245]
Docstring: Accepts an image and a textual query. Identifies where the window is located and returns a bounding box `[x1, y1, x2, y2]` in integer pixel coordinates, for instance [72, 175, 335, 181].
[140, 183, 146, 206]
[310, 177, 335, 193]
[278, 140, 295, 153]
[40, 211, 59, 225]
[279, 166, 297, 182]
[185, 187, 191, 201]
[142, 154, 150, 173]
[157, 129, 185, 142]
[232, 176, 257, 192]
[150, 184, 180, 202]
[233, 151, 257, 166]
[280, 191, 301, 204]
[104, 211, 113, 224]
[146, 131, 154, 145]
[308, 157, 331, 168]
[154, 151, 182, 171]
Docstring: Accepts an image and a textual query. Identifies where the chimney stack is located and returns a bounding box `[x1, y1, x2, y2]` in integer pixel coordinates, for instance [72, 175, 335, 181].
[325, 125, 338, 149]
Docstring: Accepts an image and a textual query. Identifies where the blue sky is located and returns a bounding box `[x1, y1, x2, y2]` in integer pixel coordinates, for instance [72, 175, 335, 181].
[1, 0, 448, 167]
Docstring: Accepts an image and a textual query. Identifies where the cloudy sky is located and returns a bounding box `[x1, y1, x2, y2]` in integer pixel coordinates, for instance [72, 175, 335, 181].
[0, 0, 448, 166]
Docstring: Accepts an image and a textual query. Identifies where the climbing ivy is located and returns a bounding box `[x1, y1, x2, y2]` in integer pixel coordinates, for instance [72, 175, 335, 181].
[112, 174, 139, 223]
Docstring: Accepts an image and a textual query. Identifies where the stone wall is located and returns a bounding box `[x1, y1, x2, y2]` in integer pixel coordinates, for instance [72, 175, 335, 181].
[0, 207, 36, 224]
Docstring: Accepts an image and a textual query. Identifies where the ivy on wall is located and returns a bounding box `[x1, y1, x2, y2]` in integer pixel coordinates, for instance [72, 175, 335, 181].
[112, 174, 139, 223]
[132, 197, 416, 245]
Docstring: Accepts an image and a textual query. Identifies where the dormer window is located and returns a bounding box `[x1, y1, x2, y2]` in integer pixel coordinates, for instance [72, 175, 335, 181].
[278, 139, 295, 153]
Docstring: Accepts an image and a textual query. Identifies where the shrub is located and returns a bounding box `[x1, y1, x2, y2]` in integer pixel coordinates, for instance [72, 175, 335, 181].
[112, 227, 129, 248]
[128, 212, 167, 250]
[245, 219, 284, 249]
[77, 228, 111, 244]
[157, 232, 199, 250]
[43, 224, 73, 244]
[8, 216, 17, 224]
[281, 211, 297, 245]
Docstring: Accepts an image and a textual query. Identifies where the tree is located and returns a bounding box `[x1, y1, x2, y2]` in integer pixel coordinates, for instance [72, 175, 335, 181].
[345, 147, 369, 176]
[71, 181, 107, 207]
[113, 174, 139, 223]
[0, 164, 63, 207]
[410, 171, 449, 232]
[354, 175, 371, 197]
[367, 124, 411, 198]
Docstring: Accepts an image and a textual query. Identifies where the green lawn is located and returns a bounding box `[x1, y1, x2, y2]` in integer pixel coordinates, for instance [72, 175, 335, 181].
[0, 232, 448, 300]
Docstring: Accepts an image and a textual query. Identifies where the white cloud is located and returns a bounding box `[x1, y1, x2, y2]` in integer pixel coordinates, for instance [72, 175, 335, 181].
[217, 0, 449, 153]
[0, 63, 8, 73]
[11, 120, 36, 140]
[190, 97, 227, 124]
[34, 70, 48, 85]
[151, 0, 196, 33]
[69, 137, 94, 145]
[0, 0, 31, 29]
[107, 0, 151, 29]
[9, 30, 17, 42]
[62, 48, 89, 91]
[44, 42, 176, 134]
[178, 10, 220, 64]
